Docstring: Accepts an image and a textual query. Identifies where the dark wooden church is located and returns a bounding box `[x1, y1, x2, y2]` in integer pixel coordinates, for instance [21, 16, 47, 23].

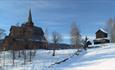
[2, 9, 47, 50]
[94, 29, 110, 44]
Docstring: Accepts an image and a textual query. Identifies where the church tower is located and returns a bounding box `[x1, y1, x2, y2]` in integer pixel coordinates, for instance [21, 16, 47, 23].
[26, 9, 34, 27]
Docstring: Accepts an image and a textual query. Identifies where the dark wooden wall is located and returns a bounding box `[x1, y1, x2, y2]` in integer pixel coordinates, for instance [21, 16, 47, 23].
[96, 31, 107, 38]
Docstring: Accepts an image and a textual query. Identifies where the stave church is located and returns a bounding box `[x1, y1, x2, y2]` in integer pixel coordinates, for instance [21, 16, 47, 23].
[2, 9, 47, 50]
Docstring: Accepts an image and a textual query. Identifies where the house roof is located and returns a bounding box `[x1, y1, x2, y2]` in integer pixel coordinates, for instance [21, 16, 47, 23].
[96, 28, 108, 34]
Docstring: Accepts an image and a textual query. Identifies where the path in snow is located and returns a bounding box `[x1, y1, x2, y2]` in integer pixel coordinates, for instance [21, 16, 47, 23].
[52, 43, 115, 70]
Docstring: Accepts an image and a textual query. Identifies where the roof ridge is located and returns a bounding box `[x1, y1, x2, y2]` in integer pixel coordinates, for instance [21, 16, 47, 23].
[99, 28, 107, 33]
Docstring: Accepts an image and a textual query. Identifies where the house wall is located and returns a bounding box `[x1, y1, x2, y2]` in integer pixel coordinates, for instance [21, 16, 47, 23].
[96, 32, 107, 38]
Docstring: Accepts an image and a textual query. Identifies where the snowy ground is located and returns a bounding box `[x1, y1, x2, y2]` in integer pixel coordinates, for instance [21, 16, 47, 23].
[0, 49, 77, 70]
[52, 43, 115, 70]
[1, 43, 115, 70]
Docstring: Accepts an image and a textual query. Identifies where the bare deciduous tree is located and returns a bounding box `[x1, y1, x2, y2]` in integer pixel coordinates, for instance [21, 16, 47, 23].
[105, 18, 115, 42]
[45, 27, 49, 49]
[111, 23, 115, 42]
[52, 31, 62, 56]
[0, 28, 5, 39]
[105, 18, 113, 34]
[0, 28, 5, 66]
[70, 22, 81, 51]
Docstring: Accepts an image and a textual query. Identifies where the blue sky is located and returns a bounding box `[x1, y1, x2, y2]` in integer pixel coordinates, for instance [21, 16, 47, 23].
[0, 0, 115, 44]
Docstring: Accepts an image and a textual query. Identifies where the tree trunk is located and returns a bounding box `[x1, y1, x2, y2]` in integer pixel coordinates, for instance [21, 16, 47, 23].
[29, 50, 32, 62]
[18, 50, 21, 58]
[24, 50, 26, 65]
[13, 49, 15, 65]
[52, 50, 55, 56]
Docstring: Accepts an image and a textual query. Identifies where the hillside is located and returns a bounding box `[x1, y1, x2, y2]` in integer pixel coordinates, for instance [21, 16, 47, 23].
[52, 43, 115, 70]
[1, 43, 115, 70]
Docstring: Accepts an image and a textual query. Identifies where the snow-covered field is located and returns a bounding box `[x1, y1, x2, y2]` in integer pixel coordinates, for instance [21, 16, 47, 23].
[1, 43, 115, 70]
[53, 43, 115, 70]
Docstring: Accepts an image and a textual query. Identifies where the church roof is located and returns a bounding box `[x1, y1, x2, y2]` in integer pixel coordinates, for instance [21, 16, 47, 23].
[9, 9, 46, 43]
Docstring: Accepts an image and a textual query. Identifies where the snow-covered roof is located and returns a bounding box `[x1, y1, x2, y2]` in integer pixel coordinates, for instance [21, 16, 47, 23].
[96, 28, 107, 34]
[99, 28, 107, 33]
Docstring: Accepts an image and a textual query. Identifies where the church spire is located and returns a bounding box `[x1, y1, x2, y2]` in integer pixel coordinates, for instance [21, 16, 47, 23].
[28, 9, 32, 23]
[27, 9, 33, 26]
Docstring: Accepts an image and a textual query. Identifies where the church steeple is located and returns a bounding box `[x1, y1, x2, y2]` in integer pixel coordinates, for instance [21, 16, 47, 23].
[28, 9, 32, 22]
[27, 9, 33, 26]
